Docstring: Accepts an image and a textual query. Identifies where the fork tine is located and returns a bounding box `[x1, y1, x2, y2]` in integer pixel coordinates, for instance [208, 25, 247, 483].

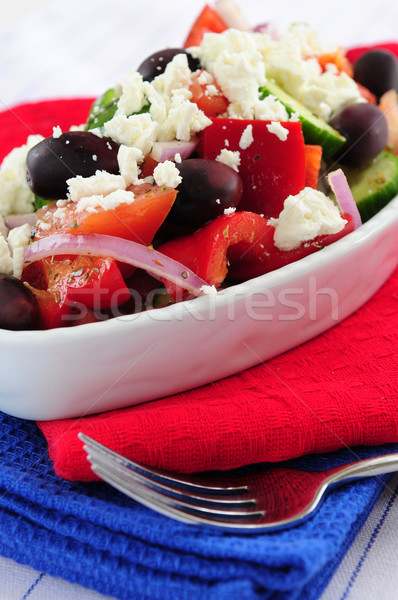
[86, 449, 255, 508]
[90, 460, 265, 526]
[79, 433, 248, 495]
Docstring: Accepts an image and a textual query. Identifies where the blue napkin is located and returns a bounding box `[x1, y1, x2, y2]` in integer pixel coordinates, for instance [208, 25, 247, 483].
[0, 410, 395, 600]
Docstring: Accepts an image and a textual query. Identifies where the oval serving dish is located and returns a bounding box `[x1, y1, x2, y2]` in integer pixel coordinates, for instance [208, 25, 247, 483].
[0, 193, 396, 421]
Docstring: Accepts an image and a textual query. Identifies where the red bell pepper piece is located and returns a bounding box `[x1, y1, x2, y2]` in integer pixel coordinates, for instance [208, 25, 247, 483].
[157, 211, 270, 295]
[304, 145, 322, 189]
[158, 210, 355, 294]
[198, 118, 306, 217]
[227, 215, 355, 281]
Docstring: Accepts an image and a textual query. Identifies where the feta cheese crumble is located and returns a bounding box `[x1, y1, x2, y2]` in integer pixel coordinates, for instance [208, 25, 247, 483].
[200, 284, 218, 296]
[216, 148, 241, 172]
[67, 170, 126, 202]
[224, 207, 236, 215]
[270, 187, 347, 250]
[117, 145, 143, 186]
[76, 189, 135, 213]
[7, 223, 32, 278]
[0, 135, 44, 216]
[153, 161, 182, 188]
[266, 121, 289, 141]
[52, 125, 62, 138]
[239, 124, 254, 149]
[0, 236, 12, 275]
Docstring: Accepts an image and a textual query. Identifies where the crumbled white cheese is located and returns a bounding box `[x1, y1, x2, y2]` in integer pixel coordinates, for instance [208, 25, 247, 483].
[76, 189, 135, 213]
[271, 187, 347, 250]
[205, 84, 219, 97]
[7, 223, 32, 254]
[216, 148, 241, 172]
[67, 170, 126, 202]
[104, 113, 158, 155]
[12, 247, 25, 279]
[36, 220, 52, 231]
[117, 71, 147, 116]
[197, 71, 213, 85]
[0, 216, 8, 238]
[117, 145, 143, 186]
[174, 153, 182, 163]
[266, 26, 363, 121]
[200, 284, 218, 296]
[0, 135, 44, 216]
[156, 91, 212, 142]
[153, 161, 182, 188]
[191, 30, 268, 119]
[266, 121, 289, 141]
[6, 222, 32, 284]
[0, 236, 13, 274]
[151, 53, 193, 97]
[92, 154, 97, 161]
[253, 94, 290, 121]
[224, 207, 236, 215]
[52, 125, 62, 138]
[239, 124, 254, 149]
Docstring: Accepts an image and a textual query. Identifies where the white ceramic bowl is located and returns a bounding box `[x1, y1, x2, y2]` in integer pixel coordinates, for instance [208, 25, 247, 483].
[1, 195, 397, 420]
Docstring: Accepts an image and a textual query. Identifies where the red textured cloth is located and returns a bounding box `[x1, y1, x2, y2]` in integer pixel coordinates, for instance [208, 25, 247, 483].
[1, 99, 397, 482]
[346, 41, 398, 64]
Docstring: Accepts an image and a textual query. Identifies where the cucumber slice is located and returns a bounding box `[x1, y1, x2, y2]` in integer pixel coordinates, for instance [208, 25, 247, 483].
[86, 88, 119, 131]
[335, 150, 398, 222]
[259, 79, 346, 158]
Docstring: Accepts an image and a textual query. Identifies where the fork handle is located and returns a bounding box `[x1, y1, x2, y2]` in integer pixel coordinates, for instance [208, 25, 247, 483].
[326, 453, 398, 486]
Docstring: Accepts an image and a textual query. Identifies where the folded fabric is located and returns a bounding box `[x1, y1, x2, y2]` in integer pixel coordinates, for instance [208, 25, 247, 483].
[1, 409, 397, 600]
[39, 265, 398, 480]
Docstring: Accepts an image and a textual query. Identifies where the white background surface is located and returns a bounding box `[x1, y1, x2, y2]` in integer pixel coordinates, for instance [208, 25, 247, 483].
[1, 1, 398, 599]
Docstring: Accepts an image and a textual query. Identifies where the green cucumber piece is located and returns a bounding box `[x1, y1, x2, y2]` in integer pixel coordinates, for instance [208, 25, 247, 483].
[85, 87, 151, 131]
[86, 88, 120, 131]
[259, 79, 346, 158]
[335, 150, 398, 222]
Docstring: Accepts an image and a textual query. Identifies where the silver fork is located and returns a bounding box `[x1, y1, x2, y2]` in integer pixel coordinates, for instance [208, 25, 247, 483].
[79, 433, 398, 532]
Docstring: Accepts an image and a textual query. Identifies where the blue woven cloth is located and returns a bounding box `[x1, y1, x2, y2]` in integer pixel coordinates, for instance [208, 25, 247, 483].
[0, 411, 396, 600]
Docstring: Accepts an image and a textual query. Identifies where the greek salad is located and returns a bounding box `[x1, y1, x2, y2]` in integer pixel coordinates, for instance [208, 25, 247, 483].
[0, 0, 398, 331]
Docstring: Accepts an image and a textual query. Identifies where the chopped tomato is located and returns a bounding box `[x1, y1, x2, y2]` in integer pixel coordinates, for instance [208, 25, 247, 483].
[23, 255, 130, 312]
[140, 155, 160, 178]
[304, 145, 322, 189]
[184, 4, 228, 48]
[34, 184, 176, 246]
[189, 70, 229, 117]
[317, 49, 354, 77]
[199, 118, 306, 217]
[356, 83, 377, 104]
[379, 89, 398, 155]
[227, 215, 355, 281]
[25, 285, 70, 329]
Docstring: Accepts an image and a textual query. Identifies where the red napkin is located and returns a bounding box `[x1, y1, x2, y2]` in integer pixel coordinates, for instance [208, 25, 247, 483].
[1, 99, 397, 482]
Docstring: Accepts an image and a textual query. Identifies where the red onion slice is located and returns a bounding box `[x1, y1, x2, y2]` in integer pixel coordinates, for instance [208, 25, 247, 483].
[24, 233, 209, 297]
[5, 213, 37, 230]
[214, 0, 252, 31]
[150, 139, 198, 162]
[328, 169, 362, 229]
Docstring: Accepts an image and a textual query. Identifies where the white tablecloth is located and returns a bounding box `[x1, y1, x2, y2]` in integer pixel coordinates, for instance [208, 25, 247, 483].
[1, 1, 398, 598]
